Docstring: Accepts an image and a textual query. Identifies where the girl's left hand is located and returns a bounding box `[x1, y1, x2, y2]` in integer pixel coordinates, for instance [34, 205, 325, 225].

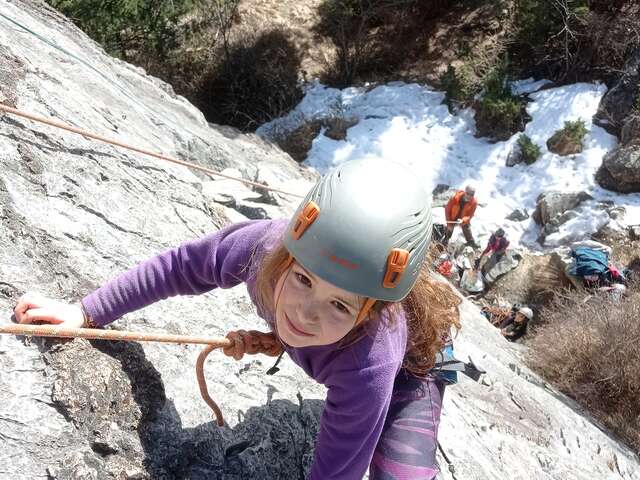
[223, 330, 283, 360]
[13, 292, 85, 328]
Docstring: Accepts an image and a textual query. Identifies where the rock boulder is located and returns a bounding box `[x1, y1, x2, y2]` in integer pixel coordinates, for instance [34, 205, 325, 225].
[596, 145, 640, 193]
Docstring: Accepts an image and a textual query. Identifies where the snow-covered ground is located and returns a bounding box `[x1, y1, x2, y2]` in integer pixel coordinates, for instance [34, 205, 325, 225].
[258, 80, 640, 251]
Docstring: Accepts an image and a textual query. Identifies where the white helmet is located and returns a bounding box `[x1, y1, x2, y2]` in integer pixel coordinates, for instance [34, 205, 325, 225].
[517, 307, 533, 320]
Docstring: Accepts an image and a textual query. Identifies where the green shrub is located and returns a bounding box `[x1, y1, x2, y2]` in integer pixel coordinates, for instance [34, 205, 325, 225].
[518, 134, 541, 164]
[474, 59, 527, 140]
[197, 29, 303, 131]
[549, 119, 588, 146]
[475, 96, 524, 139]
[515, 0, 589, 48]
[440, 64, 477, 110]
[46, 0, 190, 66]
[315, 0, 445, 87]
[511, 0, 591, 79]
[482, 59, 513, 100]
[315, 0, 396, 86]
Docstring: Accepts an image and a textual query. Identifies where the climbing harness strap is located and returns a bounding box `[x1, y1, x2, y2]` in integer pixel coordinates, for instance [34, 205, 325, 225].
[437, 440, 458, 480]
[266, 350, 285, 375]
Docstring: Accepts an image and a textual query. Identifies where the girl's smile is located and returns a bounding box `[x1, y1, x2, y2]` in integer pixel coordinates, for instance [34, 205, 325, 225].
[274, 260, 362, 348]
[284, 312, 314, 337]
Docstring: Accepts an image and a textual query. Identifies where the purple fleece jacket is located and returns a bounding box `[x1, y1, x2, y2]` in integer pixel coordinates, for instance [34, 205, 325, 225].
[82, 219, 408, 480]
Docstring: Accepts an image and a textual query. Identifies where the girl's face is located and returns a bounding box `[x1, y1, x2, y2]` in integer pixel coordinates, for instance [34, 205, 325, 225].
[274, 259, 362, 348]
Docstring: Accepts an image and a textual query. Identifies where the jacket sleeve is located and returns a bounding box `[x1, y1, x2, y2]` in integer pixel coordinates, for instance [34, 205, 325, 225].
[482, 235, 494, 255]
[461, 200, 477, 224]
[81, 220, 273, 326]
[309, 361, 399, 480]
[444, 196, 454, 222]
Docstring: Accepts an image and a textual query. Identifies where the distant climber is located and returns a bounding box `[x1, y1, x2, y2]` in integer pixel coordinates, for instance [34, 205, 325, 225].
[443, 185, 478, 248]
[477, 228, 509, 276]
[500, 306, 532, 342]
[481, 304, 532, 342]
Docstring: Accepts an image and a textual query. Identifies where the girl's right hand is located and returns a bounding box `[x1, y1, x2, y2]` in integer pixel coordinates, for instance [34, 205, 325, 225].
[13, 292, 85, 328]
[223, 330, 283, 361]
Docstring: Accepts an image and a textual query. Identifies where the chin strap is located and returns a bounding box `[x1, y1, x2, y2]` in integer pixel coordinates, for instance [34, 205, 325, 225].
[355, 298, 377, 326]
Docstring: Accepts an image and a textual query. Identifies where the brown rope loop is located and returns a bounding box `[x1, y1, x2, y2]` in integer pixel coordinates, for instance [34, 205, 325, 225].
[196, 344, 225, 426]
[0, 103, 303, 199]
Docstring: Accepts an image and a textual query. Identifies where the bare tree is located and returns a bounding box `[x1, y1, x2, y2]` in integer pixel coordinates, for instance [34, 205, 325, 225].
[317, 0, 415, 86]
[193, 0, 241, 61]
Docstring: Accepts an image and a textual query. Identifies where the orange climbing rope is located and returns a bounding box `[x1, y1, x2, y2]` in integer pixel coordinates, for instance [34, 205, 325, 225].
[0, 323, 281, 427]
[0, 103, 303, 199]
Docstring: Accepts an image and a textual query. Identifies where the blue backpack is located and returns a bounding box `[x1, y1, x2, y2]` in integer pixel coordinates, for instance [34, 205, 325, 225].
[570, 247, 608, 277]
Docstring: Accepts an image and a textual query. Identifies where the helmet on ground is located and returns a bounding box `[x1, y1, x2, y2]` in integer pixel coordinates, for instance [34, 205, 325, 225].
[283, 159, 432, 303]
[462, 246, 475, 257]
[517, 307, 533, 320]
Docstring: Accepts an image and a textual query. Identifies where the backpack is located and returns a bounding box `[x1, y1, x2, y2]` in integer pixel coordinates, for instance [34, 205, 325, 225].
[570, 247, 608, 277]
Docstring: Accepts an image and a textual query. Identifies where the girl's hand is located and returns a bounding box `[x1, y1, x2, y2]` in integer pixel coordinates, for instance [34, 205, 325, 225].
[13, 292, 85, 328]
[223, 330, 283, 361]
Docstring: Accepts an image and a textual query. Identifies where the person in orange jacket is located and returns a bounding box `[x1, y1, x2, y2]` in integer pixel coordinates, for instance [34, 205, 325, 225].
[443, 185, 478, 248]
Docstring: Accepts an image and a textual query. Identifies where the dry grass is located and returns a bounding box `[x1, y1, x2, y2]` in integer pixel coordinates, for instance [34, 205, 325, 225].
[527, 288, 640, 453]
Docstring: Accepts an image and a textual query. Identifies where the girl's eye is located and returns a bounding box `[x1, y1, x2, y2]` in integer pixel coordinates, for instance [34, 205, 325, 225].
[295, 273, 312, 287]
[332, 301, 349, 314]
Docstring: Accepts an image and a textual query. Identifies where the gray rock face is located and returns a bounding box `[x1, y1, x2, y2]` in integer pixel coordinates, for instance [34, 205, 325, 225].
[594, 54, 640, 194]
[505, 142, 523, 167]
[432, 184, 457, 208]
[596, 144, 640, 193]
[532, 191, 597, 245]
[1, 2, 640, 480]
[621, 114, 640, 147]
[594, 48, 640, 136]
[532, 191, 593, 226]
[506, 208, 529, 222]
[43, 339, 323, 480]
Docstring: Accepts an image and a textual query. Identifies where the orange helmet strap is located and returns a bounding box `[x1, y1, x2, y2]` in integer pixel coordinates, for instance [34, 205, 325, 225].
[355, 297, 377, 326]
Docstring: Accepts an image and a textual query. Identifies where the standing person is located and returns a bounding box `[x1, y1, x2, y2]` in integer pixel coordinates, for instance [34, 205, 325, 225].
[443, 185, 478, 248]
[13, 160, 462, 480]
[478, 228, 509, 276]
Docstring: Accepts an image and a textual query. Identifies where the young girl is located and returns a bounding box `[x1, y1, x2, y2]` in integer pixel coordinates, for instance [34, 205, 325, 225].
[14, 159, 461, 479]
